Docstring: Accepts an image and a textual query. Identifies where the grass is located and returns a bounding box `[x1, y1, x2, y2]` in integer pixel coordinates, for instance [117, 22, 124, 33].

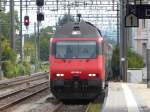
[86, 101, 102, 112]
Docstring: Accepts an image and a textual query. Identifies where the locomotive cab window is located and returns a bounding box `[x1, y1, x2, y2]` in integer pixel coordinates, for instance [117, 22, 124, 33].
[55, 41, 97, 59]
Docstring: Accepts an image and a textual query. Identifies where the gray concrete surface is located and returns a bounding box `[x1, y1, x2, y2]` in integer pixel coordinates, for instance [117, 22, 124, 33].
[102, 82, 150, 112]
[129, 83, 150, 112]
[102, 83, 128, 112]
[127, 69, 143, 83]
[127, 68, 148, 83]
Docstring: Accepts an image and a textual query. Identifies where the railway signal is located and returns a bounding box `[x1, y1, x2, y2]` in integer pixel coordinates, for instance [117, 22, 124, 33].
[24, 16, 29, 26]
[37, 13, 44, 21]
[36, 0, 44, 7]
[77, 14, 81, 22]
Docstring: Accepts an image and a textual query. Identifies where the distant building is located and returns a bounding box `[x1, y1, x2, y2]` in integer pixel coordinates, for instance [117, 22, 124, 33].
[130, 0, 150, 64]
[132, 19, 149, 63]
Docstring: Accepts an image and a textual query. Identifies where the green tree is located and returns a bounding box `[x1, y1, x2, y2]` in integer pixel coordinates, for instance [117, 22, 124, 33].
[24, 26, 52, 62]
[111, 46, 120, 79]
[24, 40, 35, 62]
[0, 11, 9, 39]
[0, 11, 19, 39]
[40, 26, 52, 61]
[1, 39, 17, 78]
[1, 39, 16, 63]
[21, 26, 52, 62]
[111, 47, 120, 70]
[0, 11, 24, 78]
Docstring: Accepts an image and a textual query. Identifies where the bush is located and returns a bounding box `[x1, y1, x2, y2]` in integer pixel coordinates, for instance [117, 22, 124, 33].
[2, 61, 16, 78]
[23, 61, 31, 75]
[127, 49, 144, 68]
[2, 61, 32, 78]
[1, 48, 16, 63]
[112, 47, 145, 69]
[1, 39, 18, 78]
[1, 39, 16, 63]
[40, 62, 49, 72]
[31, 56, 36, 64]
[16, 63, 25, 75]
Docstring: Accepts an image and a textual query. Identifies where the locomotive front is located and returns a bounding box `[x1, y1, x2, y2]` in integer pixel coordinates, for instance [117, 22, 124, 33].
[49, 21, 105, 100]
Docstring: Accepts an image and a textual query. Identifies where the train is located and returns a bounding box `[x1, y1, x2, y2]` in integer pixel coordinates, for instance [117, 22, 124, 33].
[49, 21, 112, 101]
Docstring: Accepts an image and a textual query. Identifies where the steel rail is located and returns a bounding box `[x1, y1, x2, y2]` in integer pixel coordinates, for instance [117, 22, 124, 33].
[0, 81, 48, 111]
[0, 80, 48, 99]
[0, 72, 48, 89]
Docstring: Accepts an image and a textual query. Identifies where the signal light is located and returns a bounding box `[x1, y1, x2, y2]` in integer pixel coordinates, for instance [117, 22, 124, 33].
[36, 0, 44, 6]
[24, 16, 29, 26]
[37, 13, 44, 21]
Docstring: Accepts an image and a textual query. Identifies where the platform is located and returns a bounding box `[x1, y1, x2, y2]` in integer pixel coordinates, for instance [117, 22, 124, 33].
[102, 82, 150, 112]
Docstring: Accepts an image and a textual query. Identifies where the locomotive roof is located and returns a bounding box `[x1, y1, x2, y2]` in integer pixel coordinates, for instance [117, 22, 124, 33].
[53, 21, 102, 38]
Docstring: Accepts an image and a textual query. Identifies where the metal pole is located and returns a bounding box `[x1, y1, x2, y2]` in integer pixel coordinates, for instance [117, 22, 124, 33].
[123, 0, 128, 82]
[124, 28, 128, 82]
[0, 1, 1, 60]
[120, 0, 123, 81]
[9, 0, 15, 50]
[37, 22, 40, 71]
[147, 49, 150, 88]
[34, 22, 37, 72]
[120, 0, 127, 82]
[117, 2, 119, 47]
[0, 12, 3, 80]
[37, 7, 40, 71]
[20, 0, 23, 62]
[0, 0, 1, 11]
[67, 5, 70, 22]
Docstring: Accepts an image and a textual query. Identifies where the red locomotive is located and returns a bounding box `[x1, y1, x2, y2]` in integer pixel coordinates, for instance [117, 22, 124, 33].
[49, 21, 112, 100]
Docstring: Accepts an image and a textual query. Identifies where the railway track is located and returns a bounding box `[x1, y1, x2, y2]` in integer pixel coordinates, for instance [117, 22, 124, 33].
[52, 103, 64, 112]
[53, 104, 88, 112]
[0, 72, 48, 89]
[0, 72, 102, 112]
[0, 81, 49, 111]
[52, 92, 106, 112]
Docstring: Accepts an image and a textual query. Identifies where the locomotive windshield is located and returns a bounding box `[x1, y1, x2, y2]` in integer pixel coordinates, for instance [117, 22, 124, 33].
[55, 41, 96, 59]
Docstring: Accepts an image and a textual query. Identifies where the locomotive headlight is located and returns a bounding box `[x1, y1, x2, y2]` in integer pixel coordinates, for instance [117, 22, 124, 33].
[56, 74, 64, 77]
[92, 74, 96, 77]
[60, 74, 64, 76]
[88, 74, 96, 77]
[56, 74, 61, 77]
[88, 74, 92, 77]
